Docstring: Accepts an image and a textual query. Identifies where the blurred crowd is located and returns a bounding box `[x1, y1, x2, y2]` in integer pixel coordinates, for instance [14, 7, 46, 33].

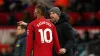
[0, 0, 100, 26]
[75, 28, 100, 56]
[0, 27, 100, 56]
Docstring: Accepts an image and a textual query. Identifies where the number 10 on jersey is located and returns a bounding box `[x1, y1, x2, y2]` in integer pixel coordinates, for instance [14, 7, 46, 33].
[38, 28, 53, 43]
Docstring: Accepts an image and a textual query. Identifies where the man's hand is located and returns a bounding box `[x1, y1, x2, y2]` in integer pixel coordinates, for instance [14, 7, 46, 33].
[59, 48, 66, 54]
[17, 21, 27, 26]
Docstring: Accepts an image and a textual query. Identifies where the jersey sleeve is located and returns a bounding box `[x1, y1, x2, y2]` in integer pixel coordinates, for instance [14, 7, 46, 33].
[52, 25, 60, 55]
[26, 24, 34, 56]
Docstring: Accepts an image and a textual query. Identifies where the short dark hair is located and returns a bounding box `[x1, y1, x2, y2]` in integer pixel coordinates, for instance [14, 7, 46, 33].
[35, 4, 46, 16]
[17, 25, 27, 30]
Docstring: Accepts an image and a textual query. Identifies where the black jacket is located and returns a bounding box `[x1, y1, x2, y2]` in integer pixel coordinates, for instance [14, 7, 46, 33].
[54, 13, 74, 56]
[13, 32, 26, 56]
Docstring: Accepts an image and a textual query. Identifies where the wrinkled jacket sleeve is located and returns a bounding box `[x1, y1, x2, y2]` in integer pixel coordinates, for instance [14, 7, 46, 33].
[62, 23, 74, 50]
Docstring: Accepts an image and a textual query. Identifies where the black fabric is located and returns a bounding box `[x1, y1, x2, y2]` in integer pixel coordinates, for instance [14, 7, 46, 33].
[13, 32, 26, 56]
[53, 13, 74, 56]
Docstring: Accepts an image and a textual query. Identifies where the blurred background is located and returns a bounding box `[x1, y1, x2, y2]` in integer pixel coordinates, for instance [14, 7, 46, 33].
[0, 0, 100, 56]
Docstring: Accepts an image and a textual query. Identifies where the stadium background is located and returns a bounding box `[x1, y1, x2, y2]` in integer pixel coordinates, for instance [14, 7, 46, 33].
[0, 0, 100, 56]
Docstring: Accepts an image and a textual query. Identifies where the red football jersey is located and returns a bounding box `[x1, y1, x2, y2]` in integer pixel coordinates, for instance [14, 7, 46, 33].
[26, 17, 60, 56]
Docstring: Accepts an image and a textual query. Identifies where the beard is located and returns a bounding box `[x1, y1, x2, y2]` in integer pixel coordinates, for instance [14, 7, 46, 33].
[49, 18, 57, 24]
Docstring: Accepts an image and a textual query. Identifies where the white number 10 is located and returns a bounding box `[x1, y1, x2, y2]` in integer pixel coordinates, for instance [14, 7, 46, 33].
[38, 28, 53, 43]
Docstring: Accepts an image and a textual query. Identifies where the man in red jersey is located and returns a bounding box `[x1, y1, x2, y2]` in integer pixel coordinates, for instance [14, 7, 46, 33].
[26, 4, 60, 56]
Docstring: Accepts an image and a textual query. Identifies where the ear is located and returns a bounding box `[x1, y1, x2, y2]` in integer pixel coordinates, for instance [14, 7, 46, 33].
[37, 9, 42, 15]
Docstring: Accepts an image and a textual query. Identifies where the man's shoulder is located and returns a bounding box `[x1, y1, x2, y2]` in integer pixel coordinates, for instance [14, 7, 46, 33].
[45, 19, 54, 24]
[47, 19, 55, 27]
[30, 20, 37, 24]
[28, 20, 37, 26]
[59, 22, 69, 26]
[61, 22, 72, 29]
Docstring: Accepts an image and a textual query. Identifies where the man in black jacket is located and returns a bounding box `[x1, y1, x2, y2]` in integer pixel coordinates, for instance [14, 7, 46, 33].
[17, 7, 75, 56]
[50, 7, 74, 56]
[13, 25, 27, 56]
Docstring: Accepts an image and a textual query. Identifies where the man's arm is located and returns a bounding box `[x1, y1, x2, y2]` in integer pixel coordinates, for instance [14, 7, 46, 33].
[53, 26, 60, 55]
[59, 23, 74, 54]
[63, 23, 74, 50]
[26, 24, 34, 56]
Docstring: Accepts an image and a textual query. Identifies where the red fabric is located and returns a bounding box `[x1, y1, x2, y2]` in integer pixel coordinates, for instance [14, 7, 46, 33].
[0, 0, 3, 5]
[74, 26, 100, 30]
[67, 12, 80, 24]
[0, 13, 8, 24]
[15, 12, 24, 21]
[0, 44, 9, 53]
[82, 12, 94, 21]
[95, 12, 100, 21]
[26, 18, 60, 56]
[0, 44, 2, 53]
[55, 0, 69, 7]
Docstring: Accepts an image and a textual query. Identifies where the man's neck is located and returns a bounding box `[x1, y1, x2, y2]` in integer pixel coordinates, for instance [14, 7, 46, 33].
[37, 15, 44, 19]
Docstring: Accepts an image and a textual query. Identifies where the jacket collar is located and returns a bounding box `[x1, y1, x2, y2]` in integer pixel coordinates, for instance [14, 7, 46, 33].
[55, 12, 69, 25]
